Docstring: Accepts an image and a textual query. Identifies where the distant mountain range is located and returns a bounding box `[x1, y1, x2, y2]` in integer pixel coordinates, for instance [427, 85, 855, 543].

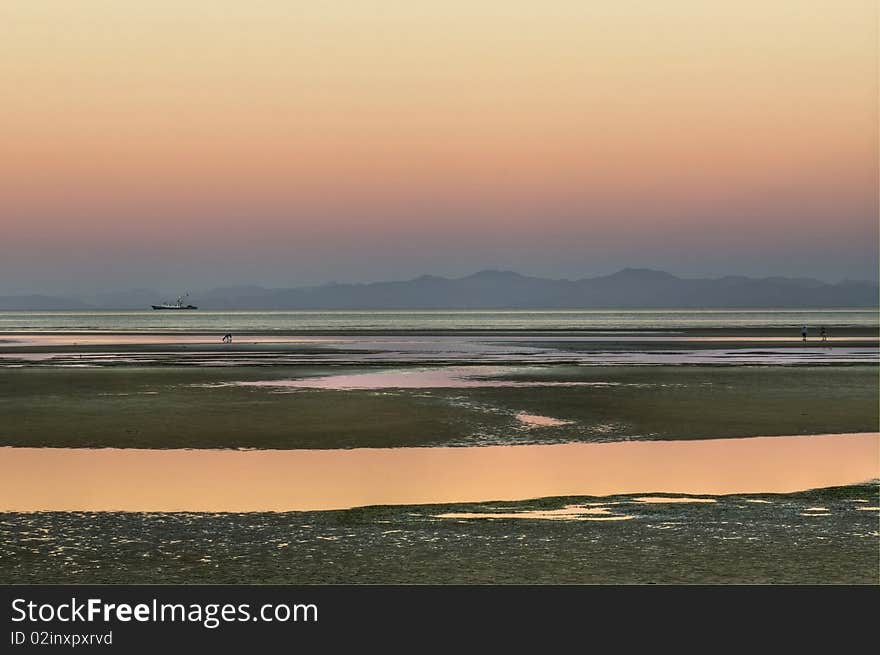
[1, 269, 877, 310]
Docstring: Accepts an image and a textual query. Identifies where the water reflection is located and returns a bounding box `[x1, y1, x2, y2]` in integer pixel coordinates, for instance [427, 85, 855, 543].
[633, 496, 717, 504]
[217, 367, 619, 390]
[0, 433, 875, 512]
[515, 413, 573, 428]
[436, 506, 634, 521]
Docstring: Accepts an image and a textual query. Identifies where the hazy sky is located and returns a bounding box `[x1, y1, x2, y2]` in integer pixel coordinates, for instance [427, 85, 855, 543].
[2, 1, 877, 294]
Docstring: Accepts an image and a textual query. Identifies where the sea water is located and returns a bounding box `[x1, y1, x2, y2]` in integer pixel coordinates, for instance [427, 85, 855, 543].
[0, 308, 876, 333]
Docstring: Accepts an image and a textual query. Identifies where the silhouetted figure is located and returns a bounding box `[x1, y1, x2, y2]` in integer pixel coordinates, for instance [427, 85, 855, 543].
[820, 326, 827, 342]
[801, 325, 807, 343]
[221, 333, 232, 343]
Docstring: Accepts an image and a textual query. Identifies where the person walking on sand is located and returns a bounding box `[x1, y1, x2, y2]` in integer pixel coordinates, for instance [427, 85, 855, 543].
[801, 325, 808, 343]
[820, 326, 827, 342]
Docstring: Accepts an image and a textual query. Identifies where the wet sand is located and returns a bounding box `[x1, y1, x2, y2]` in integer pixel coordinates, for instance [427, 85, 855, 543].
[2, 313, 877, 585]
[3, 364, 876, 449]
[0, 322, 875, 382]
[3, 332, 877, 346]
[2, 483, 876, 584]
[1, 433, 876, 512]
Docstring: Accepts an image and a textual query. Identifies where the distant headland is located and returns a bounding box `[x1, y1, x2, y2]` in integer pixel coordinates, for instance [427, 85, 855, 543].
[1, 269, 877, 310]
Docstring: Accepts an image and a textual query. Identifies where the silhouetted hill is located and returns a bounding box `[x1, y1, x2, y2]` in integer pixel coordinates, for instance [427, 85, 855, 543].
[191, 269, 879, 309]
[3, 270, 878, 309]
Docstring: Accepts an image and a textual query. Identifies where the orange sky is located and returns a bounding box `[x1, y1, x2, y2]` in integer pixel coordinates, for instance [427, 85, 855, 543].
[1, 1, 876, 291]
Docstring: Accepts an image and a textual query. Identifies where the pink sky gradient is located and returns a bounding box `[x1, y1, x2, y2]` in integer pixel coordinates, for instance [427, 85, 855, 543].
[1, 2, 876, 293]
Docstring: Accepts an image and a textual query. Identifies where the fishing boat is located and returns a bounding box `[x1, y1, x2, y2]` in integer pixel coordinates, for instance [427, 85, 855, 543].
[151, 294, 198, 310]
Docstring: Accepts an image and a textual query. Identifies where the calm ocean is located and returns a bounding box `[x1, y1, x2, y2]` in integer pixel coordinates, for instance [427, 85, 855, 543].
[0, 309, 876, 332]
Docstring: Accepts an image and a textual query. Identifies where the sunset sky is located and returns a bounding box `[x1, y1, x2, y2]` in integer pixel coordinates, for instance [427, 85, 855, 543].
[1, 1, 877, 294]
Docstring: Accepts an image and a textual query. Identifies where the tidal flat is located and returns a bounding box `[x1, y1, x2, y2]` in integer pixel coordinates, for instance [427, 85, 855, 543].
[1, 484, 876, 584]
[0, 365, 876, 449]
[1, 315, 877, 584]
